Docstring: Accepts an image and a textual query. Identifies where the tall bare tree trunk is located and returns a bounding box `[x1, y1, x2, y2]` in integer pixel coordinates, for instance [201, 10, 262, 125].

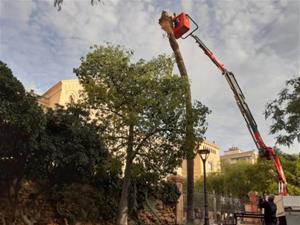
[159, 11, 195, 224]
[117, 124, 134, 225]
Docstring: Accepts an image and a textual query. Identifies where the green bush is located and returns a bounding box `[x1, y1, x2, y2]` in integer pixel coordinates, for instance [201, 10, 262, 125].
[158, 181, 181, 206]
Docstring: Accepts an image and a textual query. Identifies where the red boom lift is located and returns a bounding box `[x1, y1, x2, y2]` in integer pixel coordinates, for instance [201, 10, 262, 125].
[172, 13, 288, 195]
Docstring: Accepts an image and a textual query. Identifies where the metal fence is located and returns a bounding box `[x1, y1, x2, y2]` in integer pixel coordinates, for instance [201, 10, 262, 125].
[184, 192, 244, 213]
[184, 192, 245, 223]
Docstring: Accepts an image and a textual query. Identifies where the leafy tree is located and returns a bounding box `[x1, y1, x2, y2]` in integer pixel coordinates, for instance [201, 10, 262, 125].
[0, 61, 45, 221]
[203, 153, 300, 199]
[278, 153, 300, 195]
[30, 103, 108, 188]
[74, 44, 210, 225]
[127, 163, 180, 221]
[0, 61, 114, 224]
[210, 162, 260, 199]
[0, 61, 44, 197]
[158, 181, 181, 206]
[265, 77, 300, 146]
[25, 104, 111, 224]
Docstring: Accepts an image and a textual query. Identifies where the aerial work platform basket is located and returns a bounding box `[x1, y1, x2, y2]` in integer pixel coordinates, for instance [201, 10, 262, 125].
[173, 13, 190, 39]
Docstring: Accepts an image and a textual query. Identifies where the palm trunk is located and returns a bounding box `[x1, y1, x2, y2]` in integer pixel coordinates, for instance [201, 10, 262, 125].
[159, 11, 195, 223]
[117, 124, 134, 225]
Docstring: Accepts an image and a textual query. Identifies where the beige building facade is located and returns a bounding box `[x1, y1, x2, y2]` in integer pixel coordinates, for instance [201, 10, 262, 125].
[38, 79, 82, 109]
[180, 140, 221, 180]
[221, 147, 258, 164]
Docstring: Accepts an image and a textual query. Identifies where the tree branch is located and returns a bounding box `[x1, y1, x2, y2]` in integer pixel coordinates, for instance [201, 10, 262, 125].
[54, 0, 103, 11]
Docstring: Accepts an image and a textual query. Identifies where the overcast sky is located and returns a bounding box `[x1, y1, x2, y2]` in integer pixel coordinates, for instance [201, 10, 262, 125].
[0, 0, 299, 154]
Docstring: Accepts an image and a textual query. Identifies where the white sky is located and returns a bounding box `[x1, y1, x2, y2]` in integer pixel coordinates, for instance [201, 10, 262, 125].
[0, 0, 299, 154]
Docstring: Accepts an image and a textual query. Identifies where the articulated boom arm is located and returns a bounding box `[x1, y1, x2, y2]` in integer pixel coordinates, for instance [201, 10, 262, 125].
[191, 34, 263, 154]
[191, 34, 288, 195]
[172, 13, 288, 195]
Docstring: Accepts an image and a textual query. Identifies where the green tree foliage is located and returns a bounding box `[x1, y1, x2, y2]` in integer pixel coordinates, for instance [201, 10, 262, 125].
[0, 61, 53, 224]
[34, 104, 122, 225]
[158, 181, 181, 205]
[278, 153, 300, 195]
[54, 0, 103, 11]
[0, 61, 45, 208]
[198, 153, 300, 199]
[31, 104, 108, 187]
[206, 161, 271, 199]
[265, 77, 300, 146]
[127, 164, 180, 222]
[37, 104, 118, 223]
[128, 164, 180, 211]
[74, 44, 210, 224]
[0, 61, 114, 224]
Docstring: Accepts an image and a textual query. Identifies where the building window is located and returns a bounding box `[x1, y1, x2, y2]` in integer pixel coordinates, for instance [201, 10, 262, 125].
[208, 162, 213, 172]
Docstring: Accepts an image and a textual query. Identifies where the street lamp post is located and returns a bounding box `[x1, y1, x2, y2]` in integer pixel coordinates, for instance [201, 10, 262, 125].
[198, 149, 210, 225]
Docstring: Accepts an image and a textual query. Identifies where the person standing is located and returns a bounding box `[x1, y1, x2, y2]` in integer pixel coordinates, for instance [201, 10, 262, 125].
[259, 194, 277, 225]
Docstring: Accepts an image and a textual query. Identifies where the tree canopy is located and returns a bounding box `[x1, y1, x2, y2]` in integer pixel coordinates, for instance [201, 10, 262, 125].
[0, 60, 45, 199]
[202, 160, 274, 199]
[265, 77, 300, 147]
[31, 104, 108, 187]
[74, 44, 210, 224]
[199, 154, 300, 199]
[278, 153, 300, 194]
[74, 44, 210, 176]
[0, 61, 111, 224]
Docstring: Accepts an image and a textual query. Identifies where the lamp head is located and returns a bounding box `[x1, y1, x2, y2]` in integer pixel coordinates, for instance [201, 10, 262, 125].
[198, 149, 210, 161]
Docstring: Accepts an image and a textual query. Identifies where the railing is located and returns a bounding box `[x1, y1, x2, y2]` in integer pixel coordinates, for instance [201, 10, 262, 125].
[233, 212, 264, 225]
[184, 192, 245, 212]
[183, 192, 246, 224]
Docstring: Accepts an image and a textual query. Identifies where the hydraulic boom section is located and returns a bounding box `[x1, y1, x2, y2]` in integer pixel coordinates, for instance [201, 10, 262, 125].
[172, 13, 288, 195]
